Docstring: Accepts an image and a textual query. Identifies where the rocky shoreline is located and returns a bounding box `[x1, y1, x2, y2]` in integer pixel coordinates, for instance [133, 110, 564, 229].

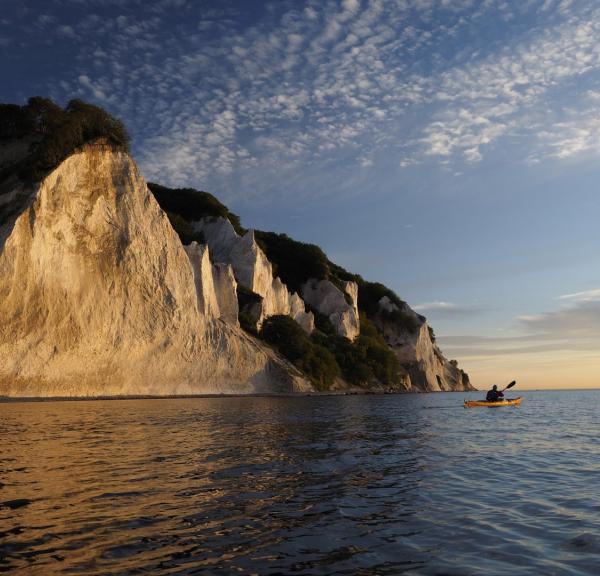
[0, 387, 478, 402]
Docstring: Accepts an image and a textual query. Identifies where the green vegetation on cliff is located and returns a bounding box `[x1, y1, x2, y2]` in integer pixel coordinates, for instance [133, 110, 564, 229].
[164, 212, 206, 246]
[148, 179, 419, 389]
[236, 285, 262, 335]
[260, 313, 405, 390]
[252, 230, 419, 334]
[254, 231, 329, 294]
[0, 97, 129, 185]
[260, 315, 340, 390]
[148, 182, 245, 236]
[312, 313, 404, 387]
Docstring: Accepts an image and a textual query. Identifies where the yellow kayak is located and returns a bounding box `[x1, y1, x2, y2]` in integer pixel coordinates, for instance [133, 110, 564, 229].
[464, 397, 523, 408]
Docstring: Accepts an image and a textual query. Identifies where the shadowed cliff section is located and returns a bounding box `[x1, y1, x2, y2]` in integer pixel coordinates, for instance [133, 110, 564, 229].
[150, 182, 474, 392]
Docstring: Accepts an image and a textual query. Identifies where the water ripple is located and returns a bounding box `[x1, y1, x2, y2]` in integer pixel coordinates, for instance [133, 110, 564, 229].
[1, 391, 600, 574]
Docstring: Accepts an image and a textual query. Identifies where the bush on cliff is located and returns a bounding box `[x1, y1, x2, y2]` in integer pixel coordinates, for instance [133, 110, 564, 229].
[379, 306, 421, 334]
[311, 313, 404, 387]
[311, 331, 371, 385]
[260, 315, 340, 390]
[236, 285, 263, 334]
[148, 182, 245, 236]
[357, 280, 404, 317]
[254, 236, 362, 301]
[165, 212, 205, 246]
[1, 97, 64, 140]
[254, 231, 329, 294]
[0, 97, 129, 184]
[356, 314, 404, 384]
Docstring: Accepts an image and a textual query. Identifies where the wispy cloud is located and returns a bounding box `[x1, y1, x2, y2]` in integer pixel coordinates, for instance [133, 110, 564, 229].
[414, 301, 458, 312]
[509, 287, 600, 344]
[420, 5, 600, 163]
[413, 301, 487, 317]
[532, 106, 600, 161]
[56, 24, 78, 39]
[421, 110, 508, 162]
[519, 301, 600, 339]
[441, 288, 600, 364]
[5, 0, 600, 199]
[558, 288, 600, 302]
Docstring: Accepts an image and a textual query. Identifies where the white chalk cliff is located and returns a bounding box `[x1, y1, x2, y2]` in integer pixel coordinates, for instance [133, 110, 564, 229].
[301, 278, 360, 341]
[0, 143, 311, 396]
[374, 296, 472, 392]
[183, 242, 239, 325]
[192, 217, 314, 332]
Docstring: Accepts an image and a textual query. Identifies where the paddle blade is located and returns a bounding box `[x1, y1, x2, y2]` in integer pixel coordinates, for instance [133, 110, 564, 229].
[505, 380, 516, 390]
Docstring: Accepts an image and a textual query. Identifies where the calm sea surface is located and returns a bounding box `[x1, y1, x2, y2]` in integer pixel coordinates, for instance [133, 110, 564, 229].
[2, 390, 600, 575]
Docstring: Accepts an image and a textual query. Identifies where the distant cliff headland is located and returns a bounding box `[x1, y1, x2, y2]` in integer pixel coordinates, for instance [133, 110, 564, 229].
[0, 98, 474, 397]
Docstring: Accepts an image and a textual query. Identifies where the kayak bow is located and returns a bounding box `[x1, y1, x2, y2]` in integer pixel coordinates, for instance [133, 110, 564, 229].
[464, 397, 523, 408]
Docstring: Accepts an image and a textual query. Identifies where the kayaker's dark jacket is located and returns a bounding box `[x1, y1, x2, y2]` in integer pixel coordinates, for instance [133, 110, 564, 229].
[486, 389, 504, 402]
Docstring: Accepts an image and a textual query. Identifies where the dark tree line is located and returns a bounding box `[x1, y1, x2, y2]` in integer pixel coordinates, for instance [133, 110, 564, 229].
[148, 182, 244, 236]
[0, 97, 129, 183]
[260, 313, 405, 390]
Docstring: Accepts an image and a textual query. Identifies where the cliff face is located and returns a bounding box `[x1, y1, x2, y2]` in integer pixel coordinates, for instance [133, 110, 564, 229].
[191, 217, 361, 341]
[301, 278, 360, 340]
[374, 297, 473, 392]
[0, 96, 475, 394]
[183, 241, 239, 325]
[0, 144, 311, 396]
[151, 214, 473, 393]
[192, 217, 315, 332]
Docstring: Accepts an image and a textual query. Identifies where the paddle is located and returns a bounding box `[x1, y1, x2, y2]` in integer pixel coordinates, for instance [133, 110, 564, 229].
[495, 380, 516, 402]
[502, 380, 516, 392]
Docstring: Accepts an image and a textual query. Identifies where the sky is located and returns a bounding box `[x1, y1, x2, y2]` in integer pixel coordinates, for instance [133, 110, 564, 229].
[2, 0, 600, 389]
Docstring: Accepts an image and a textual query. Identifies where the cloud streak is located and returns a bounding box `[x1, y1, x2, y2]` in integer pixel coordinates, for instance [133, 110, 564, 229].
[441, 289, 600, 366]
[5, 0, 600, 199]
[519, 301, 600, 339]
[413, 301, 487, 317]
[558, 288, 600, 302]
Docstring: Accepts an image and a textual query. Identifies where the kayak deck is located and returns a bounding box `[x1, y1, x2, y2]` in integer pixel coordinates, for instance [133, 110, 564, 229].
[464, 396, 523, 408]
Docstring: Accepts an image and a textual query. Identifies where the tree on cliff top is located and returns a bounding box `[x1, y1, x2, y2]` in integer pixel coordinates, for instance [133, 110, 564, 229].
[148, 182, 245, 236]
[0, 97, 129, 184]
[254, 231, 330, 294]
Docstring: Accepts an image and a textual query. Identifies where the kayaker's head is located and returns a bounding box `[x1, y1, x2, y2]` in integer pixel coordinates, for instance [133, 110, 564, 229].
[492, 384, 497, 390]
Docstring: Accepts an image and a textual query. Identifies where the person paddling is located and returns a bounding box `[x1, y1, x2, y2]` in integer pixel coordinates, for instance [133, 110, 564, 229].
[486, 384, 504, 402]
[464, 381, 518, 407]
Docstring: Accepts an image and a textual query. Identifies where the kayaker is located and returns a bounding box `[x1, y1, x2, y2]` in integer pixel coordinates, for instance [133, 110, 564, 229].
[486, 385, 504, 402]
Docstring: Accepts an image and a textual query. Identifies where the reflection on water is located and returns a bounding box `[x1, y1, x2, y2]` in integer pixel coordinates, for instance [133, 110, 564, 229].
[1, 391, 600, 575]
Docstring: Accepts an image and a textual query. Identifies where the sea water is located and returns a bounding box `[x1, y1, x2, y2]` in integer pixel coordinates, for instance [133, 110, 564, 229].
[2, 390, 600, 575]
